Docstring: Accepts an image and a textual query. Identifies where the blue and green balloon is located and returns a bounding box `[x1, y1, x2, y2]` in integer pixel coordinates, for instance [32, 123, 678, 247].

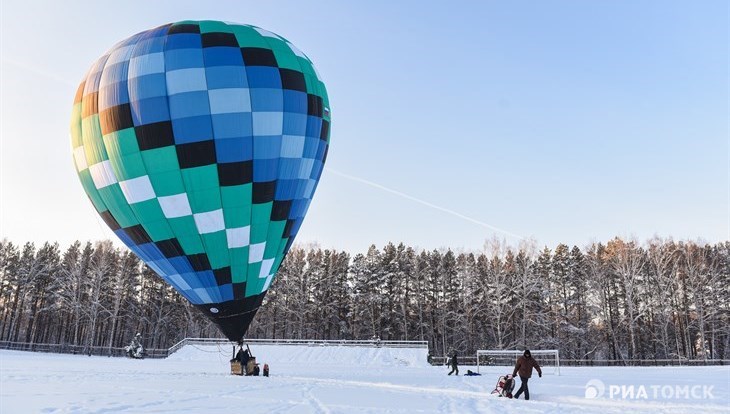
[71, 21, 330, 341]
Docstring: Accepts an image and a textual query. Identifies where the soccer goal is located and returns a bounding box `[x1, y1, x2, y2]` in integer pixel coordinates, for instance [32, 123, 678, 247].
[476, 349, 560, 376]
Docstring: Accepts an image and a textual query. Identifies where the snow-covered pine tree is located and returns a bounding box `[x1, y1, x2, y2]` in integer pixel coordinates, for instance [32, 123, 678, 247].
[22, 242, 61, 344]
[566, 245, 590, 359]
[0, 240, 21, 341]
[349, 245, 382, 339]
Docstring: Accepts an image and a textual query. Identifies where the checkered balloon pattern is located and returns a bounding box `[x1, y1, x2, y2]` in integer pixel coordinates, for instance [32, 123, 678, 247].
[70, 21, 330, 341]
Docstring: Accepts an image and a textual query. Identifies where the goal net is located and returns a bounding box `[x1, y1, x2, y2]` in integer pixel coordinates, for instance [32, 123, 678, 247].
[476, 349, 560, 375]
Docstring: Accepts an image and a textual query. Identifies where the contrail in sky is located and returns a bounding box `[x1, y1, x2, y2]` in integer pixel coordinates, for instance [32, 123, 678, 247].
[326, 168, 524, 240]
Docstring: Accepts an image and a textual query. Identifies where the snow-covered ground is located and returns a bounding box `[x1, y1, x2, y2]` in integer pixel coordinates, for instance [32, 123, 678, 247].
[1, 345, 728, 413]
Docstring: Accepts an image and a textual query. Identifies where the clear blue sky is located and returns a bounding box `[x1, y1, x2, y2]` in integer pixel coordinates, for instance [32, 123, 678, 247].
[1, 0, 728, 253]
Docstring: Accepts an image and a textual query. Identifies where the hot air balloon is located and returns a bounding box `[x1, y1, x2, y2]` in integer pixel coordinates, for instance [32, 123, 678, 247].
[70, 21, 330, 341]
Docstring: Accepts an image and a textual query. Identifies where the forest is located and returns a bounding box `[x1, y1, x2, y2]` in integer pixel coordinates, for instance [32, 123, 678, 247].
[0, 237, 727, 362]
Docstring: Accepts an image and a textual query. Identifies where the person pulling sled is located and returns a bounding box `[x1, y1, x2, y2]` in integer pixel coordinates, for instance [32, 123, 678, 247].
[512, 349, 542, 400]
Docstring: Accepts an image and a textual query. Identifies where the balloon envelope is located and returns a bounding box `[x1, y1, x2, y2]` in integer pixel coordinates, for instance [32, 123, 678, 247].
[70, 21, 330, 341]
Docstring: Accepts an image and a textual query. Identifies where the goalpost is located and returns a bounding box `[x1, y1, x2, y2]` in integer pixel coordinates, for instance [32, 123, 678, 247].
[476, 349, 560, 376]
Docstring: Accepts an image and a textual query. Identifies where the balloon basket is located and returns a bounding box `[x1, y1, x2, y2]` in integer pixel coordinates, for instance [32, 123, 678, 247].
[230, 361, 244, 376]
[230, 357, 259, 376]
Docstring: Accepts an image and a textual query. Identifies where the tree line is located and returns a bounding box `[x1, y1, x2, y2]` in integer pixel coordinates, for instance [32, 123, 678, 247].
[0, 237, 727, 362]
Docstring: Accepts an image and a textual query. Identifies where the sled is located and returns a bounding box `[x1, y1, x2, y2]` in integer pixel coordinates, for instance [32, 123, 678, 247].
[125, 346, 145, 359]
[491, 374, 515, 398]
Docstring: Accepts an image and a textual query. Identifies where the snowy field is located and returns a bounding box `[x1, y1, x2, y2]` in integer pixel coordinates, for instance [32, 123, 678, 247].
[1, 345, 728, 414]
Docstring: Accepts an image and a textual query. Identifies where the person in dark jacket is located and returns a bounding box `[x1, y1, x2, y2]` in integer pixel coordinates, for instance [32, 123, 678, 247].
[512, 349, 541, 400]
[447, 351, 459, 376]
[236, 347, 250, 365]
